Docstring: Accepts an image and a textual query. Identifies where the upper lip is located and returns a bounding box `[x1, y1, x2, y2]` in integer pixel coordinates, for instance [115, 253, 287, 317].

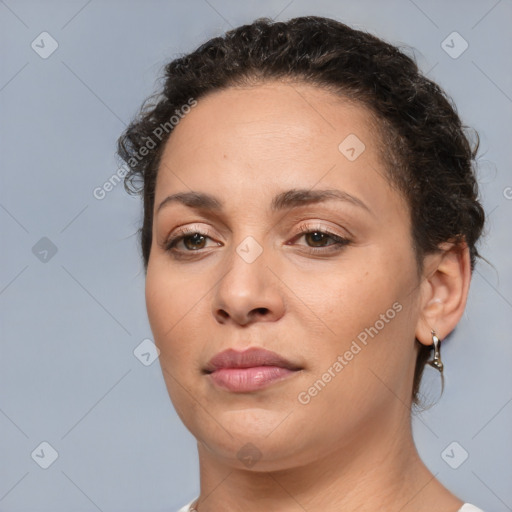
[204, 347, 302, 373]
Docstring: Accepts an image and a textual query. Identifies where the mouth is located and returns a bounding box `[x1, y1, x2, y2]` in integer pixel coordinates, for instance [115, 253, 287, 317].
[203, 347, 303, 392]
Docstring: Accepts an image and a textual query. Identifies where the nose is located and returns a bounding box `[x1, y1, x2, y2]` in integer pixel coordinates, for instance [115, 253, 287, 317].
[211, 244, 286, 326]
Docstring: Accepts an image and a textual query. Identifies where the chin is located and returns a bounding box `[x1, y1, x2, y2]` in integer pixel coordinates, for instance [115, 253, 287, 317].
[197, 431, 309, 473]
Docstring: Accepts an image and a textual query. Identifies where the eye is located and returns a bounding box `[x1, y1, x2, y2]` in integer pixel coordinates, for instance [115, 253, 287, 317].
[164, 227, 219, 255]
[290, 223, 351, 253]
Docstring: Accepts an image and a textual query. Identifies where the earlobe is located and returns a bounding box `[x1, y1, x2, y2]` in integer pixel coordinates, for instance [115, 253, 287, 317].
[415, 241, 472, 347]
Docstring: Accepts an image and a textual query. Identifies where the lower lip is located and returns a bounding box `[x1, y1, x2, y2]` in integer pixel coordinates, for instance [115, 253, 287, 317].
[207, 366, 299, 392]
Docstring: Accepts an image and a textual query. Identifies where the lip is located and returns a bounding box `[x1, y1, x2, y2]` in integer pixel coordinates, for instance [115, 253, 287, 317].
[204, 347, 302, 392]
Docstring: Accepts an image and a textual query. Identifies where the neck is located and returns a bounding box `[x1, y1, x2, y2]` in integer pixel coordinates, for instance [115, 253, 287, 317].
[192, 407, 463, 512]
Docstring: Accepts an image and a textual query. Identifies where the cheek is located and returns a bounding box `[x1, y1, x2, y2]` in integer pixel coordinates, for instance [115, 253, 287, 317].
[145, 257, 220, 382]
[145, 261, 198, 359]
[145, 264, 202, 407]
[145, 256, 203, 330]
[294, 300, 417, 442]
[295, 249, 419, 383]
[145, 265, 174, 339]
[289, 255, 405, 340]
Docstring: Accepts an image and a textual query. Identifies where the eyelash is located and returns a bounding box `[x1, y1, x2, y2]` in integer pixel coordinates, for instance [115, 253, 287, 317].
[164, 223, 351, 258]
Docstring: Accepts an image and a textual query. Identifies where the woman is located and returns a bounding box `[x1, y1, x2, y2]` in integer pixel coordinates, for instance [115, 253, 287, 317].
[117, 16, 486, 512]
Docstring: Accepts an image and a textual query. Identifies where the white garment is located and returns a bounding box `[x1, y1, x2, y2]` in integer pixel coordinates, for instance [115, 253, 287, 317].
[177, 499, 485, 511]
[459, 505, 486, 512]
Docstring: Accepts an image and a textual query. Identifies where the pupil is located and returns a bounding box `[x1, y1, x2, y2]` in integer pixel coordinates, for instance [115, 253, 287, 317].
[186, 234, 205, 250]
[308, 232, 326, 246]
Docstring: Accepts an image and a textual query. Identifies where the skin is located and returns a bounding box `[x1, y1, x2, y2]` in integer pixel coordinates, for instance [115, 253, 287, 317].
[145, 81, 471, 512]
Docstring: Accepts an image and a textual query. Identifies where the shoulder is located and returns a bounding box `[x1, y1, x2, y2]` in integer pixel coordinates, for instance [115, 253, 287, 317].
[459, 504, 486, 512]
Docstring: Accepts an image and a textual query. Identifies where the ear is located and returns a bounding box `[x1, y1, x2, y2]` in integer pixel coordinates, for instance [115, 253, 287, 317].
[415, 241, 472, 346]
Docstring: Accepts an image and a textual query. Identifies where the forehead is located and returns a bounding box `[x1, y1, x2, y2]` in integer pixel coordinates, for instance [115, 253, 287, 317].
[160, 81, 378, 165]
[154, 81, 404, 220]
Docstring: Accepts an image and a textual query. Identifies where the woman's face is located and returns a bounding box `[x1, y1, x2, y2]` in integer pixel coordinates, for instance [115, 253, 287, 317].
[146, 81, 424, 470]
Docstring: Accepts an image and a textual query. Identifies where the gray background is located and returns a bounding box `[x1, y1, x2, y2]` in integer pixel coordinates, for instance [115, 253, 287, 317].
[1, 0, 511, 511]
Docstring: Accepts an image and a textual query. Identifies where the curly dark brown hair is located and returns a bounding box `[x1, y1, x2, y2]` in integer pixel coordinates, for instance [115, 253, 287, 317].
[117, 15, 485, 406]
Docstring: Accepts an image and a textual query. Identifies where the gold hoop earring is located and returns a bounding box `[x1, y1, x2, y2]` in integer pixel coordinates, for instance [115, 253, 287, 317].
[428, 330, 444, 373]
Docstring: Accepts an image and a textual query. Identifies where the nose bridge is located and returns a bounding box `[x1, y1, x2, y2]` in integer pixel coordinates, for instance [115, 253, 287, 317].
[218, 233, 268, 302]
[211, 230, 284, 324]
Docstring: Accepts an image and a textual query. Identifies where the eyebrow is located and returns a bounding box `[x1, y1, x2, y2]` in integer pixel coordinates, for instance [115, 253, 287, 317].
[156, 188, 373, 215]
